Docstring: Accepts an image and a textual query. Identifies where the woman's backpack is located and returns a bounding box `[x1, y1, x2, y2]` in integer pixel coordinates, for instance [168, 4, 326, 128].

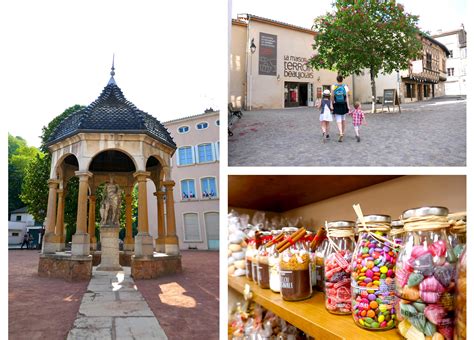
[334, 84, 346, 103]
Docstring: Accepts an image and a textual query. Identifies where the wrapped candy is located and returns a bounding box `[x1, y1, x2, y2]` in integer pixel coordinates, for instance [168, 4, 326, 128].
[395, 207, 456, 339]
[455, 249, 466, 339]
[324, 220, 355, 314]
[351, 214, 398, 330]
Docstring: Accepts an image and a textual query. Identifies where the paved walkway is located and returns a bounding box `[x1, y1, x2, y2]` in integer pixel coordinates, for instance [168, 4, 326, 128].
[228, 96, 466, 166]
[67, 267, 167, 340]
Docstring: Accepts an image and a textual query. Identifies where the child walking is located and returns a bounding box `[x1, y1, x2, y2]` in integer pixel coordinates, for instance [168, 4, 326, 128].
[348, 101, 366, 142]
[318, 89, 333, 142]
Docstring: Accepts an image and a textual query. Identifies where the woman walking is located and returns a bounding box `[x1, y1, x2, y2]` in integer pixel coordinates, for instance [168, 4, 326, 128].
[331, 75, 351, 142]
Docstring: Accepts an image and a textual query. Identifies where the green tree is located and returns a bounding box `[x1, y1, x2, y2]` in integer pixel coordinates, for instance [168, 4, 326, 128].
[8, 134, 40, 214]
[20, 105, 84, 228]
[309, 0, 421, 112]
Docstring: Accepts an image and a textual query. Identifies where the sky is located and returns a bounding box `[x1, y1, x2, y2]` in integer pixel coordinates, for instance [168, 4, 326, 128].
[232, 0, 469, 34]
[2, 0, 228, 147]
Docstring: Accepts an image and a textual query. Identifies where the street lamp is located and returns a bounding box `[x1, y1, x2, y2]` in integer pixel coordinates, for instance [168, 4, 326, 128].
[248, 38, 257, 110]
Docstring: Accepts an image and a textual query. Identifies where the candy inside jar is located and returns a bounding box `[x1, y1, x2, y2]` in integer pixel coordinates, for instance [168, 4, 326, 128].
[324, 220, 355, 314]
[278, 227, 312, 301]
[455, 248, 466, 339]
[351, 215, 398, 331]
[395, 206, 456, 340]
[256, 232, 274, 289]
[390, 220, 405, 245]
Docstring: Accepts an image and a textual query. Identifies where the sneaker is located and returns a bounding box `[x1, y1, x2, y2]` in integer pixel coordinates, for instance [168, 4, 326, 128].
[338, 135, 344, 142]
[326, 134, 330, 139]
[356, 135, 360, 142]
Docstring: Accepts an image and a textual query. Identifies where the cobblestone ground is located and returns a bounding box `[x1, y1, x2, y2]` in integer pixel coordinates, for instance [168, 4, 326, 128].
[9, 250, 89, 340]
[134, 251, 219, 340]
[229, 96, 466, 166]
[9, 250, 219, 340]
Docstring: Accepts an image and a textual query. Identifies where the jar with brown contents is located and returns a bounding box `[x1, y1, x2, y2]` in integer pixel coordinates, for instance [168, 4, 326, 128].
[278, 227, 312, 301]
[455, 248, 466, 339]
[256, 232, 272, 289]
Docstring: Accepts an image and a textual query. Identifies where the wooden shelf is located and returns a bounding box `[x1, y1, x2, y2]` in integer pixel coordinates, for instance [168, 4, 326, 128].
[229, 275, 402, 340]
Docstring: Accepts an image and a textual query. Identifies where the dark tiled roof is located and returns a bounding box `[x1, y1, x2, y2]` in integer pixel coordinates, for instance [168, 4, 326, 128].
[11, 207, 28, 213]
[46, 80, 176, 149]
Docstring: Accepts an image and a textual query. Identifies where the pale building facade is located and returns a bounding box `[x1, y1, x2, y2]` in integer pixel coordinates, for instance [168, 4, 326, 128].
[8, 207, 35, 244]
[147, 110, 219, 250]
[432, 27, 467, 96]
[353, 33, 449, 104]
[230, 14, 353, 110]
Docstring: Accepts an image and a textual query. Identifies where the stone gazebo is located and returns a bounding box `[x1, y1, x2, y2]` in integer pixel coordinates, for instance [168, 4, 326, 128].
[38, 66, 182, 280]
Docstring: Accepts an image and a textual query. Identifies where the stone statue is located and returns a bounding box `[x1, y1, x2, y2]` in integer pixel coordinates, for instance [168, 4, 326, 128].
[100, 177, 122, 226]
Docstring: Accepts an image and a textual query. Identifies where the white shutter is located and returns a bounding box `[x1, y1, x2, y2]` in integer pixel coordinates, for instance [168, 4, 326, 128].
[184, 213, 200, 241]
[193, 145, 198, 164]
[176, 149, 181, 166]
[215, 141, 220, 161]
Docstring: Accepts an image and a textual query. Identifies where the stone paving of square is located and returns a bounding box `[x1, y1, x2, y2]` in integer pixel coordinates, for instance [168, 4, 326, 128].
[228, 96, 466, 166]
[9, 250, 219, 340]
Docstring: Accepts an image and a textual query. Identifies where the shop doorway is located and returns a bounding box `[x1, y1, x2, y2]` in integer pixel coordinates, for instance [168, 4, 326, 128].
[284, 82, 309, 107]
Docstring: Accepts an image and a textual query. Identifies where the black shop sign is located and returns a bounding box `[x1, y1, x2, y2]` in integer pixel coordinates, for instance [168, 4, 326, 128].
[284, 55, 314, 79]
[259, 33, 277, 76]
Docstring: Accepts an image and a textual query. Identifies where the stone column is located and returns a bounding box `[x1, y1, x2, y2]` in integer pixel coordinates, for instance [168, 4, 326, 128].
[72, 171, 92, 256]
[133, 171, 153, 257]
[43, 179, 60, 253]
[88, 195, 97, 250]
[54, 188, 65, 251]
[154, 191, 166, 252]
[163, 180, 179, 255]
[123, 192, 134, 251]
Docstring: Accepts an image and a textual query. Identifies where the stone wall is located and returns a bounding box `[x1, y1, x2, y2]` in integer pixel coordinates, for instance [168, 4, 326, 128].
[38, 254, 92, 281]
[131, 255, 182, 280]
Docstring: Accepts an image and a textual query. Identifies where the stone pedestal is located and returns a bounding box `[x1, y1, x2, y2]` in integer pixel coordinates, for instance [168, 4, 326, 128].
[131, 253, 182, 279]
[43, 233, 61, 253]
[72, 233, 90, 256]
[38, 253, 92, 281]
[124, 238, 134, 252]
[97, 226, 122, 271]
[134, 233, 154, 257]
[155, 239, 165, 253]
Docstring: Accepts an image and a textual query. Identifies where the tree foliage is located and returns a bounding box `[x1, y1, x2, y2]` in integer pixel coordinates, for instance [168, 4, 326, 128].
[309, 0, 422, 110]
[20, 105, 84, 225]
[8, 134, 41, 214]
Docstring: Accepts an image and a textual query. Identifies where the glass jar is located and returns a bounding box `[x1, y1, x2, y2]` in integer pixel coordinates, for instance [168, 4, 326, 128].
[447, 212, 466, 260]
[390, 220, 405, 246]
[279, 227, 312, 301]
[324, 220, 355, 314]
[309, 227, 326, 289]
[245, 239, 256, 281]
[314, 237, 328, 292]
[256, 232, 272, 289]
[351, 215, 397, 330]
[455, 248, 466, 339]
[395, 207, 456, 339]
[268, 229, 286, 293]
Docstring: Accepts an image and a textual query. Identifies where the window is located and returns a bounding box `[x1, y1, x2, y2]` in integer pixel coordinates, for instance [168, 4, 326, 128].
[448, 68, 454, 76]
[405, 84, 414, 99]
[178, 146, 194, 166]
[178, 126, 189, 134]
[196, 122, 208, 130]
[12, 232, 19, 237]
[426, 53, 432, 70]
[201, 177, 217, 198]
[181, 179, 196, 199]
[16, 215, 21, 221]
[448, 50, 453, 58]
[424, 85, 430, 98]
[197, 143, 214, 163]
[215, 120, 220, 126]
[183, 213, 200, 241]
[215, 142, 220, 161]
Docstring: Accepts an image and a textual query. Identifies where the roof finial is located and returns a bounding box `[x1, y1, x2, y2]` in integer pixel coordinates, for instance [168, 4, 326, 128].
[108, 54, 116, 85]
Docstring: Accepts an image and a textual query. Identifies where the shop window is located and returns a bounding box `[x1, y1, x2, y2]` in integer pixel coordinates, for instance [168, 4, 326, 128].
[183, 213, 200, 241]
[201, 177, 217, 198]
[405, 84, 413, 98]
[424, 85, 430, 98]
[448, 68, 454, 76]
[178, 126, 189, 134]
[196, 122, 208, 130]
[177, 146, 194, 166]
[16, 215, 21, 221]
[181, 179, 196, 200]
[197, 143, 214, 163]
